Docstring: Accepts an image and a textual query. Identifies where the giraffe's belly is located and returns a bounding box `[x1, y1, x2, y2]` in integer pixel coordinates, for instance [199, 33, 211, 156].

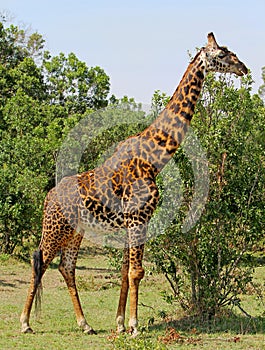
[76, 204, 126, 248]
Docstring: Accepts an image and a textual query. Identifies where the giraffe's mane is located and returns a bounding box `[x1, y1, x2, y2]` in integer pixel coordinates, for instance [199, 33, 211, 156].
[189, 48, 203, 64]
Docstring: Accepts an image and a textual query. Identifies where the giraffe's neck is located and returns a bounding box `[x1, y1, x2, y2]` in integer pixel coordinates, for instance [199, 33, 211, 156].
[101, 51, 206, 178]
[140, 50, 206, 174]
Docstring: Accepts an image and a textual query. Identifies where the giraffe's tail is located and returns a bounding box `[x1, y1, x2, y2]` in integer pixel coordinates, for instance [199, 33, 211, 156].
[33, 249, 43, 319]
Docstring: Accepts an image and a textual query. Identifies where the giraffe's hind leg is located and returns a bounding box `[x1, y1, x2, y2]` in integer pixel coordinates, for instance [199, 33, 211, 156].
[58, 232, 96, 334]
[20, 248, 58, 333]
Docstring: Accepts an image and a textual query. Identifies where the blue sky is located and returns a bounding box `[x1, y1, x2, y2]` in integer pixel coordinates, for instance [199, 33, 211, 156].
[1, 0, 265, 103]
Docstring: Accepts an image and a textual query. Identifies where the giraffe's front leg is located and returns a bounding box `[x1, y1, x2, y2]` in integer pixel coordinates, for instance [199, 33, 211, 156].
[116, 248, 129, 333]
[121, 179, 156, 336]
[128, 244, 145, 337]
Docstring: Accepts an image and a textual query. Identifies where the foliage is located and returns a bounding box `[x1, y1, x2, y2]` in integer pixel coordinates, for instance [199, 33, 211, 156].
[42, 51, 110, 113]
[151, 89, 170, 116]
[147, 74, 265, 317]
[258, 66, 265, 100]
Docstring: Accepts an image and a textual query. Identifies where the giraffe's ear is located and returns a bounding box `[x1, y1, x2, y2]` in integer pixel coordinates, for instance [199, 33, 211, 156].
[207, 32, 219, 49]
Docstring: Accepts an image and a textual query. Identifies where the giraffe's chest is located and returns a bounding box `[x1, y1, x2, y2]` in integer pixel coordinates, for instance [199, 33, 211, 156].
[78, 195, 124, 230]
[76, 170, 125, 236]
[76, 198, 126, 247]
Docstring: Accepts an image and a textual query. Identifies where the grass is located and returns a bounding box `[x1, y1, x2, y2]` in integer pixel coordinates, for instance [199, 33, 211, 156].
[0, 243, 264, 350]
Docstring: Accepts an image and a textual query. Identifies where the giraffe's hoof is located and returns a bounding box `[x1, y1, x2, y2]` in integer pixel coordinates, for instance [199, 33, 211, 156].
[116, 326, 126, 334]
[21, 327, 35, 334]
[84, 328, 97, 335]
[116, 315, 126, 334]
[129, 327, 139, 338]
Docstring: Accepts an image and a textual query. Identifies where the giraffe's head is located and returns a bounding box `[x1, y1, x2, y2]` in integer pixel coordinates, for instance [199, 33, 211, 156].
[202, 32, 248, 76]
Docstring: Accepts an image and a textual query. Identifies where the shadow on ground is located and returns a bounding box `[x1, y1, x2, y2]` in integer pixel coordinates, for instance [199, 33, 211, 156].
[149, 313, 265, 335]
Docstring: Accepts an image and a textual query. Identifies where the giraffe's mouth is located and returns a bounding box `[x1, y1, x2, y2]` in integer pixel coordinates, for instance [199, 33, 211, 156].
[235, 62, 248, 76]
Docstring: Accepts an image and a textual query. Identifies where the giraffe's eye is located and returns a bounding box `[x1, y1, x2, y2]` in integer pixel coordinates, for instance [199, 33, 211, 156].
[218, 52, 227, 59]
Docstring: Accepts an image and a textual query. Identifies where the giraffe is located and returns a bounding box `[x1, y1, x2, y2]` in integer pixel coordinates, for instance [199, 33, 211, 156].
[20, 33, 247, 336]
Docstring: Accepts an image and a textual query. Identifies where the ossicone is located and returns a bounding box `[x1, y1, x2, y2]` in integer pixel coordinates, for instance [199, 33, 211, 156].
[207, 32, 219, 49]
